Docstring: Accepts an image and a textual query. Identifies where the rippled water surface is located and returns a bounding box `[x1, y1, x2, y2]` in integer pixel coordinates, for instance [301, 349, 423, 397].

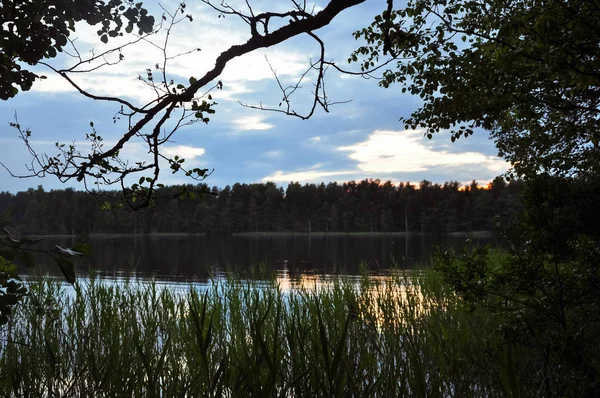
[30, 234, 501, 284]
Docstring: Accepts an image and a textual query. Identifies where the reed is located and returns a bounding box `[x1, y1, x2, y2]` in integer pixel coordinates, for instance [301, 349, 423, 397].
[0, 270, 532, 397]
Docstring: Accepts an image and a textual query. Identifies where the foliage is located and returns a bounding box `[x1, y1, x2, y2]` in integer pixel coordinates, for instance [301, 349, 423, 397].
[352, 0, 600, 178]
[1, 0, 155, 100]
[0, 179, 524, 235]
[0, 271, 559, 397]
[0, 257, 26, 327]
[352, 3, 600, 392]
[434, 176, 600, 396]
[0, 211, 90, 327]
[435, 244, 600, 396]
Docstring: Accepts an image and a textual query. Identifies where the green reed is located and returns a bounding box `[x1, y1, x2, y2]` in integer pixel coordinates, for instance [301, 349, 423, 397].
[0, 271, 515, 397]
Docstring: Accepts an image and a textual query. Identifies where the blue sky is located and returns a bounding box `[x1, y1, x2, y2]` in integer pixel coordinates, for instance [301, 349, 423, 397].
[0, 0, 508, 192]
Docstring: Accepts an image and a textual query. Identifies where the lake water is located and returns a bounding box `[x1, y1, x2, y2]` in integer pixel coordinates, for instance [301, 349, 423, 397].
[33, 234, 499, 283]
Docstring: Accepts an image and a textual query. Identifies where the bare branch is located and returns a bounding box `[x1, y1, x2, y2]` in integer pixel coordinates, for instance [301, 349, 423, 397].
[239, 29, 352, 119]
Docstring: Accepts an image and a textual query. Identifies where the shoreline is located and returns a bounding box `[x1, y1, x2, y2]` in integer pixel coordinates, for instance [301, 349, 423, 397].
[27, 231, 493, 239]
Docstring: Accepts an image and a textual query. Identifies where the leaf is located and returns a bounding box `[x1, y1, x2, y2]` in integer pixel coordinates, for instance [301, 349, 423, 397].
[72, 242, 93, 256]
[2, 207, 17, 223]
[100, 34, 108, 44]
[15, 250, 36, 268]
[0, 249, 15, 261]
[55, 257, 76, 284]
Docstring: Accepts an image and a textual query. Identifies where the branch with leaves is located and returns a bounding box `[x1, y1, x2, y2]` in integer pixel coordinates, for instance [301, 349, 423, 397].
[3, 0, 365, 209]
[350, 0, 600, 178]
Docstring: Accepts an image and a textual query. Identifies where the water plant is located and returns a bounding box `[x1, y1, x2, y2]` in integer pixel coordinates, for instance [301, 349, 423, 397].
[0, 259, 595, 397]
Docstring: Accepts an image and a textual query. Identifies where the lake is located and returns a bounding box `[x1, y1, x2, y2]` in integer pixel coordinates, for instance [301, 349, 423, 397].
[33, 234, 500, 283]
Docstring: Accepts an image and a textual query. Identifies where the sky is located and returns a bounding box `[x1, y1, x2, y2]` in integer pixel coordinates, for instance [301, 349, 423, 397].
[0, 0, 509, 193]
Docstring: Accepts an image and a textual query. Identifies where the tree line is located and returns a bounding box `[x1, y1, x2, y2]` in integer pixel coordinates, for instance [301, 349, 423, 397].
[0, 178, 523, 235]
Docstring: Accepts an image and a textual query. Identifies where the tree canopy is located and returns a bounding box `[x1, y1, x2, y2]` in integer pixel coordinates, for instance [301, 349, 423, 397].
[349, 2, 600, 393]
[1, 0, 155, 100]
[0, 178, 524, 235]
[352, 0, 600, 178]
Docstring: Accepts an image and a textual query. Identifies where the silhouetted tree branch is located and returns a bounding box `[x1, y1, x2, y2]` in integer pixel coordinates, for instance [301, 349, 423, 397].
[3, 0, 365, 209]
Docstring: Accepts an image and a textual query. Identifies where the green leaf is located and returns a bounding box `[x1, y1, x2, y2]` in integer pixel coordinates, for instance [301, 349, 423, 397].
[72, 243, 93, 256]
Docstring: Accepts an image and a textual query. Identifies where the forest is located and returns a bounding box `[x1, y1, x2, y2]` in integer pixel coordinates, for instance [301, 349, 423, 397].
[2, 0, 600, 395]
[1, 178, 523, 235]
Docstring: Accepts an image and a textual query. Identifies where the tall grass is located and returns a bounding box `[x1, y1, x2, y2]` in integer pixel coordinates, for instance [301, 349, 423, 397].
[0, 271, 528, 397]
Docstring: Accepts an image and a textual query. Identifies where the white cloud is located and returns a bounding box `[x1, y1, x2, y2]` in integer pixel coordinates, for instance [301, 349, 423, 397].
[232, 115, 274, 131]
[338, 129, 509, 175]
[212, 81, 254, 100]
[222, 49, 311, 82]
[263, 169, 356, 183]
[310, 136, 321, 143]
[264, 150, 283, 159]
[33, 72, 155, 103]
[162, 145, 206, 159]
[261, 129, 509, 184]
[30, 2, 312, 104]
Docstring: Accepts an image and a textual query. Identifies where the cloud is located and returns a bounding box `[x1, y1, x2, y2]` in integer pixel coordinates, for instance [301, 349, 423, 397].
[264, 150, 283, 159]
[261, 129, 509, 184]
[221, 49, 312, 82]
[162, 145, 206, 159]
[29, 2, 313, 104]
[232, 115, 274, 131]
[310, 136, 321, 143]
[338, 129, 509, 175]
[263, 169, 356, 183]
[33, 72, 155, 103]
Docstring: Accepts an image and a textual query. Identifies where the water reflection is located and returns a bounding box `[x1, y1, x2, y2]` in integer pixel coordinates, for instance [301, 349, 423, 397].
[30, 234, 500, 281]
